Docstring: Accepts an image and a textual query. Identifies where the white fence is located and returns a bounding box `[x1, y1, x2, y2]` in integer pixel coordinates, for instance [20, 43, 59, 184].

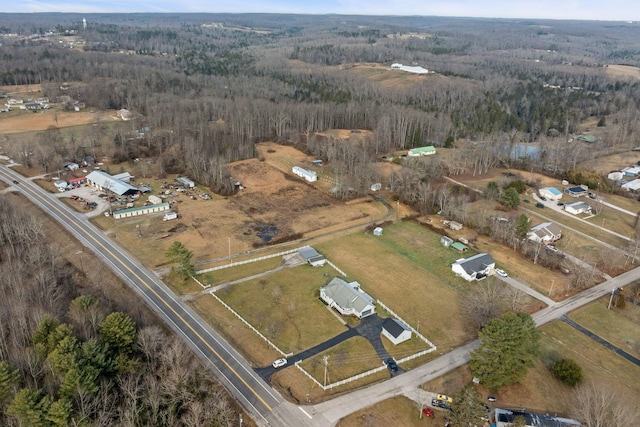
[326, 260, 347, 277]
[196, 248, 301, 275]
[294, 360, 388, 391]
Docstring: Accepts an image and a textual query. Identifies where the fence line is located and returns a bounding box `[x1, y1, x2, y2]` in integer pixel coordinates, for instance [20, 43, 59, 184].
[376, 300, 437, 352]
[294, 361, 388, 391]
[197, 247, 301, 275]
[326, 260, 347, 277]
[207, 291, 290, 357]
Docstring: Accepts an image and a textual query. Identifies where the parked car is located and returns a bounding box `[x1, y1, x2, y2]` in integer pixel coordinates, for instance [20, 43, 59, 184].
[535, 202, 545, 208]
[432, 398, 450, 409]
[436, 394, 453, 403]
[557, 201, 564, 207]
[272, 358, 287, 369]
[546, 245, 559, 253]
[495, 268, 508, 277]
[422, 407, 434, 417]
[12, 180, 19, 184]
[523, 199, 530, 203]
[539, 196, 547, 201]
[487, 396, 497, 402]
[386, 358, 398, 372]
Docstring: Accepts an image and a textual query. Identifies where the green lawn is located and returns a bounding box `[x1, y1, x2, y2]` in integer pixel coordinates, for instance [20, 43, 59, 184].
[214, 263, 348, 353]
[197, 257, 283, 286]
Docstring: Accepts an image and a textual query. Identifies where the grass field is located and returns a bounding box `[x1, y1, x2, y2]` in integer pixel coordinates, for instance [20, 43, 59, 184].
[337, 396, 440, 427]
[299, 336, 386, 384]
[198, 256, 284, 286]
[213, 263, 348, 354]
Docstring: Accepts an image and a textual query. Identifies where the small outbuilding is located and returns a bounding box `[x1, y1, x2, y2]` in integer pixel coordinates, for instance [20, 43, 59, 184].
[176, 177, 195, 188]
[373, 227, 383, 236]
[622, 179, 640, 191]
[292, 166, 317, 182]
[148, 195, 162, 205]
[440, 236, 454, 247]
[448, 221, 463, 231]
[54, 180, 68, 191]
[370, 183, 382, 191]
[408, 145, 436, 157]
[564, 201, 591, 215]
[298, 246, 327, 267]
[565, 186, 588, 197]
[451, 242, 469, 253]
[382, 318, 412, 345]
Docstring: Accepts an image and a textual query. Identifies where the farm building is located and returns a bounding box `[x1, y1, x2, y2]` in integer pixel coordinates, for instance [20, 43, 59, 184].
[608, 171, 624, 181]
[163, 212, 178, 221]
[85, 170, 140, 196]
[148, 195, 162, 205]
[448, 221, 463, 231]
[440, 236, 454, 247]
[292, 166, 318, 182]
[408, 145, 436, 157]
[574, 134, 597, 143]
[320, 277, 375, 319]
[63, 162, 79, 171]
[390, 63, 429, 74]
[451, 242, 469, 253]
[68, 177, 86, 187]
[494, 408, 580, 427]
[113, 172, 133, 183]
[564, 186, 588, 197]
[382, 318, 412, 345]
[451, 253, 495, 282]
[176, 177, 195, 188]
[112, 202, 170, 219]
[298, 246, 327, 267]
[527, 222, 562, 243]
[564, 201, 591, 215]
[622, 179, 640, 191]
[538, 187, 562, 201]
[312, 160, 323, 167]
[373, 227, 383, 236]
[622, 166, 640, 177]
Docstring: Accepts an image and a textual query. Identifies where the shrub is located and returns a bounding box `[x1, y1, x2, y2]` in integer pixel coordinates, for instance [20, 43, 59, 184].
[550, 358, 583, 387]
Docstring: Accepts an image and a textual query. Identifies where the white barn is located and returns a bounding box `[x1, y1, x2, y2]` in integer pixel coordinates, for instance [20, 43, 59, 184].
[538, 187, 562, 201]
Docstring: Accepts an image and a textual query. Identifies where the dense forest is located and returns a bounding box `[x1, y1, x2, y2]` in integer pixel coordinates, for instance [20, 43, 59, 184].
[1, 14, 640, 197]
[0, 196, 238, 425]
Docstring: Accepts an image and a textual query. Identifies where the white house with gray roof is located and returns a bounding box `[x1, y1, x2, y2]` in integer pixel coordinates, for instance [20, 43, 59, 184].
[320, 277, 375, 319]
[527, 222, 562, 243]
[451, 253, 495, 281]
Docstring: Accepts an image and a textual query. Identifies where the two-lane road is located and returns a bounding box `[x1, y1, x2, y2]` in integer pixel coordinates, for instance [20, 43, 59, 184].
[0, 166, 287, 425]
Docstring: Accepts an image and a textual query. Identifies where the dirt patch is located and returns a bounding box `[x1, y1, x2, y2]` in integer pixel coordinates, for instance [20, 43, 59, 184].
[0, 109, 118, 134]
[606, 64, 640, 80]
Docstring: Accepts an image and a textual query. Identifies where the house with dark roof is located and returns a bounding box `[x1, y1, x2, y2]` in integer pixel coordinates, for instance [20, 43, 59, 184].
[451, 253, 495, 281]
[564, 186, 588, 197]
[320, 277, 375, 319]
[527, 222, 562, 243]
[298, 246, 327, 267]
[381, 318, 412, 345]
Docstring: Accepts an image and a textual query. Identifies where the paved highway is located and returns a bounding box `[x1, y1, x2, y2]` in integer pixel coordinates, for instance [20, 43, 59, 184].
[0, 166, 289, 426]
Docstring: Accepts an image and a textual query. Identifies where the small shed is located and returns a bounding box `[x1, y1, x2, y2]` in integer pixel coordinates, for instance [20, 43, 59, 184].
[54, 180, 68, 191]
[176, 177, 195, 188]
[148, 195, 162, 205]
[298, 246, 327, 267]
[382, 318, 412, 345]
[312, 160, 323, 167]
[451, 242, 469, 253]
[370, 183, 382, 191]
[440, 236, 454, 247]
[373, 227, 383, 236]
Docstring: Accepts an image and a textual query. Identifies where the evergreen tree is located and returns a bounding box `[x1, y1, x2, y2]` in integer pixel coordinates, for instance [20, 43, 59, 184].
[99, 312, 138, 355]
[550, 359, 583, 387]
[446, 384, 486, 426]
[470, 312, 540, 391]
[500, 187, 521, 210]
[165, 241, 196, 278]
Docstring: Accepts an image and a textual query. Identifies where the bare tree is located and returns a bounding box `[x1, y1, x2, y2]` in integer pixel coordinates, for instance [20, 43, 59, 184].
[572, 382, 640, 427]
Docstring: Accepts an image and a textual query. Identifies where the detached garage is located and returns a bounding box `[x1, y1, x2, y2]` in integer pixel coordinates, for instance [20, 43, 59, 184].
[382, 318, 412, 345]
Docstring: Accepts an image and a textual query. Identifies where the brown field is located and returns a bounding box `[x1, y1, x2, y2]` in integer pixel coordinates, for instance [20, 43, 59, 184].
[338, 396, 440, 427]
[606, 64, 640, 80]
[348, 63, 444, 89]
[578, 150, 640, 174]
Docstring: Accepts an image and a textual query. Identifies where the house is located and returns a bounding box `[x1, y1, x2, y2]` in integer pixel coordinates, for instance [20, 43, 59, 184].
[621, 178, 640, 191]
[373, 227, 383, 236]
[82, 156, 95, 166]
[564, 185, 588, 197]
[494, 408, 580, 427]
[381, 318, 412, 345]
[527, 222, 562, 243]
[564, 201, 591, 215]
[176, 176, 195, 188]
[292, 166, 317, 182]
[440, 236, 454, 247]
[320, 277, 375, 319]
[116, 108, 132, 121]
[63, 162, 79, 171]
[298, 246, 327, 267]
[148, 195, 162, 205]
[408, 145, 436, 157]
[451, 242, 469, 253]
[54, 180, 68, 192]
[451, 253, 496, 281]
[448, 221, 463, 231]
[538, 187, 562, 201]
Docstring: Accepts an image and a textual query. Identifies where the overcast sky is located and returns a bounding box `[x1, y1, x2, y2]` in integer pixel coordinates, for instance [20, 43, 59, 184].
[2, 0, 640, 21]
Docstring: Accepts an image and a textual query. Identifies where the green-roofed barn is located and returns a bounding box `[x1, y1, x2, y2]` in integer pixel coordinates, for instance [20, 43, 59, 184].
[408, 145, 436, 157]
[451, 242, 469, 253]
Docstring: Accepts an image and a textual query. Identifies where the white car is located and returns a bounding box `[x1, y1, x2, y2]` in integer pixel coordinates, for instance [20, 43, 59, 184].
[272, 358, 288, 369]
[495, 268, 508, 277]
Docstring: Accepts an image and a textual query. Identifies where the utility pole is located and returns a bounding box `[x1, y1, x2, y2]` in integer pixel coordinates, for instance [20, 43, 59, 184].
[228, 237, 231, 263]
[417, 319, 420, 334]
[608, 288, 616, 309]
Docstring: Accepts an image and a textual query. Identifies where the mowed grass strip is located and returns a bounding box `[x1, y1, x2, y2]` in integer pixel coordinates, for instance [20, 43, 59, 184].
[568, 298, 640, 360]
[198, 256, 283, 285]
[337, 395, 440, 427]
[299, 336, 386, 384]
[214, 264, 347, 353]
[583, 204, 636, 238]
[317, 223, 475, 349]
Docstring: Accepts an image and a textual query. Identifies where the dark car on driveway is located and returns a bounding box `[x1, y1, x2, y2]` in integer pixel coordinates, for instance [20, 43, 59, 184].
[535, 202, 544, 208]
[432, 398, 450, 409]
[386, 358, 398, 372]
[539, 196, 547, 201]
[12, 180, 19, 184]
